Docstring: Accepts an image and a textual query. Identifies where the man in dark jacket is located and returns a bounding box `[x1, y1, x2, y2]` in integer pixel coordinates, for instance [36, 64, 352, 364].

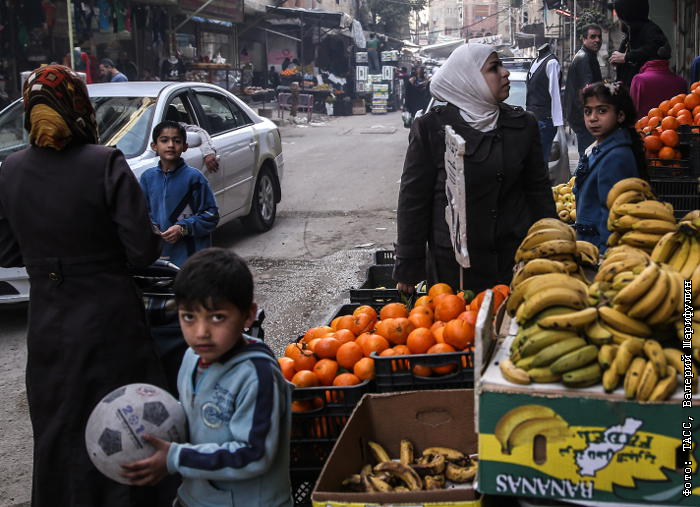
[565, 24, 603, 157]
[610, 0, 669, 88]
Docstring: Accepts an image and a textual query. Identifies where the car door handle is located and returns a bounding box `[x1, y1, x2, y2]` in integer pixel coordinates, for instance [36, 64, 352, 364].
[248, 141, 258, 149]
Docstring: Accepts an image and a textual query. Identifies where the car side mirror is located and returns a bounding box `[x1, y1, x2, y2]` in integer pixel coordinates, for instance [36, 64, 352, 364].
[187, 132, 202, 148]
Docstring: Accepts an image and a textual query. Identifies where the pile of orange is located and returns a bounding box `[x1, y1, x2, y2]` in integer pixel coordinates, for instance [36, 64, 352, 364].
[280, 283, 510, 411]
[636, 82, 700, 161]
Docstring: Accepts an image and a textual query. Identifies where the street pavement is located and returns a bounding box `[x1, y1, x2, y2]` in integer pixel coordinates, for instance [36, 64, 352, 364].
[0, 110, 409, 506]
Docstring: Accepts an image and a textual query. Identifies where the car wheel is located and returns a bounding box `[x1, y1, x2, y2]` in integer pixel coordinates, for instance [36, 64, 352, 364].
[243, 166, 277, 232]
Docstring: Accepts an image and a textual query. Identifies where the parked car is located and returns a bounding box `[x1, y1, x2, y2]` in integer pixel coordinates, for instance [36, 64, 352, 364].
[408, 57, 570, 186]
[0, 81, 284, 304]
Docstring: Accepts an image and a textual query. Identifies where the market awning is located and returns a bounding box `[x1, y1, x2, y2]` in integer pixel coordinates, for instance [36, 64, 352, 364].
[180, 0, 243, 24]
[419, 38, 465, 59]
[265, 6, 345, 29]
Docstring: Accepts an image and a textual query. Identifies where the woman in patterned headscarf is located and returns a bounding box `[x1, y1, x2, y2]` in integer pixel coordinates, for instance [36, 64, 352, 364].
[0, 65, 167, 506]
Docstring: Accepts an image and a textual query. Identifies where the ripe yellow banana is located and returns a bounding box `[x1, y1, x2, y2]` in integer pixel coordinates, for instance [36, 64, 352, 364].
[636, 360, 659, 401]
[624, 357, 647, 399]
[651, 231, 681, 263]
[507, 273, 586, 316]
[614, 214, 643, 230]
[602, 365, 621, 393]
[612, 262, 660, 307]
[576, 240, 599, 262]
[499, 359, 532, 385]
[632, 219, 678, 235]
[668, 237, 691, 273]
[647, 269, 682, 326]
[494, 404, 558, 454]
[611, 270, 637, 291]
[664, 348, 697, 392]
[680, 237, 700, 280]
[598, 344, 617, 370]
[527, 218, 575, 240]
[649, 366, 678, 401]
[519, 228, 574, 251]
[606, 178, 653, 209]
[517, 240, 577, 262]
[511, 259, 567, 288]
[368, 441, 392, 463]
[515, 287, 588, 323]
[595, 257, 649, 283]
[643, 339, 667, 379]
[400, 439, 413, 466]
[620, 231, 664, 250]
[598, 306, 652, 337]
[607, 231, 621, 247]
[614, 200, 675, 221]
[536, 307, 598, 330]
[445, 462, 477, 483]
[528, 367, 563, 383]
[585, 320, 613, 345]
[373, 461, 423, 491]
[562, 362, 602, 387]
[628, 269, 670, 319]
[506, 416, 571, 451]
[613, 337, 644, 375]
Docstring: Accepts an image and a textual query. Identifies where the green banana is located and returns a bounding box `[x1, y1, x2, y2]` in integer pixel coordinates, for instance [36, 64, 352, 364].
[563, 362, 602, 388]
[550, 344, 599, 374]
[530, 337, 587, 368]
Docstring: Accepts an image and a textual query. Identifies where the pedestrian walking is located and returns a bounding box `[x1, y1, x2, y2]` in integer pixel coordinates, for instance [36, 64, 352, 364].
[139, 120, 219, 267]
[0, 64, 166, 507]
[527, 43, 564, 165]
[565, 24, 603, 157]
[100, 57, 129, 82]
[394, 44, 557, 293]
[121, 248, 293, 507]
[573, 82, 646, 251]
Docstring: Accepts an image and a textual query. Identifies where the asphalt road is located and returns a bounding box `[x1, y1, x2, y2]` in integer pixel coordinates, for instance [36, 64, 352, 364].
[0, 110, 409, 506]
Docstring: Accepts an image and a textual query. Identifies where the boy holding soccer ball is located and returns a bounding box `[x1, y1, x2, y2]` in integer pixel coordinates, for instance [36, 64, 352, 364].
[122, 248, 293, 507]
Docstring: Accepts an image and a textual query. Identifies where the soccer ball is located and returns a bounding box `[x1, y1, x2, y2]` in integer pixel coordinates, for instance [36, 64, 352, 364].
[85, 383, 187, 484]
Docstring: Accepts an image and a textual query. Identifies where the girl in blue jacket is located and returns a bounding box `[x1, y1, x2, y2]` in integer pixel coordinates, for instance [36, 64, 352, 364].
[573, 81, 647, 251]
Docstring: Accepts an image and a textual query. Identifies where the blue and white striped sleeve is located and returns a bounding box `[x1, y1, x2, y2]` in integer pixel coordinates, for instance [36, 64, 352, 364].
[166, 358, 283, 481]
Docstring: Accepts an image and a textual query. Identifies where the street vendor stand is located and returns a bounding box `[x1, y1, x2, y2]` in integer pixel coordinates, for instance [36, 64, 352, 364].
[185, 62, 236, 90]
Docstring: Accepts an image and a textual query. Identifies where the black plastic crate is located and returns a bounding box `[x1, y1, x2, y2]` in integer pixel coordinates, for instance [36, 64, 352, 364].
[374, 249, 395, 265]
[371, 349, 475, 392]
[290, 468, 317, 507]
[359, 264, 394, 289]
[649, 177, 700, 218]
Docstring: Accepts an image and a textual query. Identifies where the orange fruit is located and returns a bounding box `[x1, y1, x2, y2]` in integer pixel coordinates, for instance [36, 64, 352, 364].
[434, 294, 466, 321]
[643, 135, 663, 152]
[293, 349, 317, 372]
[408, 309, 433, 329]
[659, 100, 671, 114]
[333, 328, 356, 345]
[658, 146, 676, 159]
[291, 369, 319, 387]
[412, 364, 432, 377]
[314, 337, 341, 359]
[428, 343, 458, 375]
[379, 302, 409, 320]
[647, 116, 661, 129]
[432, 325, 446, 343]
[353, 305, 378, 321]
[379, 348, 396, 357]
[332, 373, 361, 386]
[428, 282, 454, 298]
[678, 114, 692, 126]
[393, 344, 411, 355]
[694, 113, 700, 125]
[457, 309, 478, 327]
[285, 342, 304, 360]
[469, 290, 487, 312]
[414, 295, 434, 309]
[671, 94, 687, 106]
[336, 341, 364, 370]
[355, 332, 372, 350]
[307, 338, 322, 353]
[406, 327, 436, 354]
[302, 326, 334, 343]
[278, 357, 296, 381]
[353, 357, 375, 380]
[492, 284, 510, 300]
[291, 400, 314, 412]
[693, 105, 700, 117]
[692, 81, 700, 91]
[330, 317, 342, 330]
[648, 107, 663, 118]
[660, 129, 679, 148]
[313, 358, 339, 386]
[375, 317, 414, 345]
[360, 334, 390, 356]
[661, 116, 679, 131]
[443, 319, 475, 349]
[685, 93, 700, 110]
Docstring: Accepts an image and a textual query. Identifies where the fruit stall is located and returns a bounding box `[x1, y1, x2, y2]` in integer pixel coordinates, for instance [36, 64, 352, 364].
[279, 174, 699, 506]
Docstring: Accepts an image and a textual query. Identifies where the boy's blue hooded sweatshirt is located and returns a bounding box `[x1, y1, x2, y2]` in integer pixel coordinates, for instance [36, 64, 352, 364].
[167, 336, 293, 507]
[140, 160, 219, 266]
[572, 128, 639, 252]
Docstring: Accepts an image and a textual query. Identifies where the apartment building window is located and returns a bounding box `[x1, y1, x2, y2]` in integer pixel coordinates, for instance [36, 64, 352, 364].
[474, 5, 489, 21]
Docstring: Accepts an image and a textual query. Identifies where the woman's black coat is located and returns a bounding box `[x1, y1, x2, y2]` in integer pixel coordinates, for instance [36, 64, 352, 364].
[393, 103, 557, 293]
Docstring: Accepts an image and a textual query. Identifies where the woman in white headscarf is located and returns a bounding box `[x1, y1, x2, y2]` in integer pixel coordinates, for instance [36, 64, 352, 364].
[393, 44, 557, 293]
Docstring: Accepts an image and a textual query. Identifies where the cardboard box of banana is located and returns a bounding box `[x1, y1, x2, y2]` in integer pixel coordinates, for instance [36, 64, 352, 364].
[341, 440, 477, 493]
[605, 177, 677, 253]
[553, 177, 576, 224]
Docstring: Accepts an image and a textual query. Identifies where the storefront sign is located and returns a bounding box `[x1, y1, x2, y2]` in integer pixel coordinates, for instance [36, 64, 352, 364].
[180, 0, 243, 23]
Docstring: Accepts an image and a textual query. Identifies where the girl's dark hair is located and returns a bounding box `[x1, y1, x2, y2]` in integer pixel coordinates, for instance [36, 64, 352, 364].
[174, 248, 254, 312]
[151, 120, 186, 143]
[581, 82, 649, 180]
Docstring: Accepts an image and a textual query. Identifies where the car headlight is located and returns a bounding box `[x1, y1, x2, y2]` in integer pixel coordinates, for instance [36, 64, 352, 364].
[549, 141, 561, 162]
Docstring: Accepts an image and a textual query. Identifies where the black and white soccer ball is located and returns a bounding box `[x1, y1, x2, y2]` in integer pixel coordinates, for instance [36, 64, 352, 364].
[85, 383, 187, 484]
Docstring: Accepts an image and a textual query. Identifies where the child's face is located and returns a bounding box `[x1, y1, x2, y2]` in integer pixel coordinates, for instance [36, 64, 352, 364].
[583, 97, 625, 142]
[178, 300, 258, 364]
[151, 127, 187, 163]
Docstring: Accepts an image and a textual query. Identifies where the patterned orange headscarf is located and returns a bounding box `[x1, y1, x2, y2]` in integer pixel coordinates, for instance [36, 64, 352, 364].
[23, 65, 98, 150]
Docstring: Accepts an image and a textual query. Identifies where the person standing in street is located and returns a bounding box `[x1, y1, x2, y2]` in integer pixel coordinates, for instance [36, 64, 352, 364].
[100, 57, 129, 82]
[0, 64, 166, 507]
[527, 43, 564, 165]
[565, 24, 603, 158]
[367, 32, 380, 74]
[609, 0, 669, 88]
[630, 50, 687, 119]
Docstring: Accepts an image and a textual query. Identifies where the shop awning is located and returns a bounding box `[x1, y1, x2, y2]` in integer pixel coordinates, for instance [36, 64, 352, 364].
[265, 6, 344, 29]
[180, 0, 243, 24]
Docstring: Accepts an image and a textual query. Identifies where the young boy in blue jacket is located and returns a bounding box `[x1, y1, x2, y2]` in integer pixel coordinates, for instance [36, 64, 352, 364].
[122, 248, 293, 507]
[140, 121, 219, 266]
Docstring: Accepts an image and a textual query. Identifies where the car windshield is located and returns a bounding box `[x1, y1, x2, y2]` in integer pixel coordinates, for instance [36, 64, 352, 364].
[506, 80, 527, 109]
[0, 96, 156, 164]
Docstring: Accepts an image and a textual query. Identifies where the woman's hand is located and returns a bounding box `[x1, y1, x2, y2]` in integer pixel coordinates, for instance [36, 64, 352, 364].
[120, 434, 171, 486]
[396, 282, 415, 294]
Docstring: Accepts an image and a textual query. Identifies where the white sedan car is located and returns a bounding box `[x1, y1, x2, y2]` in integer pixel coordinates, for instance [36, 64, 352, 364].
[0, 81, 284, 304]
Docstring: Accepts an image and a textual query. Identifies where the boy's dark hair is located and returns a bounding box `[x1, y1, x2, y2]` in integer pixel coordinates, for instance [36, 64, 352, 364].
[581, 24, 602, 39]
[100, 58, 115, 68]
[175, 248, 254, 312]
[152, 120, 186, 143]
[581, 81, 648, 180]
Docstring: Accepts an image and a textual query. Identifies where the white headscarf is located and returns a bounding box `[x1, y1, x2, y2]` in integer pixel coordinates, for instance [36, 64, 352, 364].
[430, 43, 500, 132]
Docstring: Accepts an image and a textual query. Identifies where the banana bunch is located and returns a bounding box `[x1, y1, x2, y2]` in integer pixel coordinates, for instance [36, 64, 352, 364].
[514, 218, 578, 268]
[341, 441, 477, 492]
[605, 178, 676, 253]
[598, 339, 687, 401]
[576, 240, 599, 268]
[651, 211, 700, 281]
[553, 177, 576, 223]
[494, 405, 572, 455]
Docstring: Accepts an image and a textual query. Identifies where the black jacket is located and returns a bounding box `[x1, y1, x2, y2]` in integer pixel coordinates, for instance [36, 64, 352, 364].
[565, 47, 602, 128]
[393, 103, 557, 292]
[614, 0, 668, 87]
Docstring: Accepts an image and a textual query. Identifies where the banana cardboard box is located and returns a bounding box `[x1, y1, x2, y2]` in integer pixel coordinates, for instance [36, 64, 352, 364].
[476, 332, 700, 505]
[311, 390, 483, 507]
